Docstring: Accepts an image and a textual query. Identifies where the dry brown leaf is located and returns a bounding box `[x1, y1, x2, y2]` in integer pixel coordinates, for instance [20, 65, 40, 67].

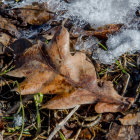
[47, 26, 96, 82]
[0, 16, 20, 37]
[13, 3, 53, 25]
[42, 89, 97, 109]
[40, 74, 75, 94]
[70, 24, 123, 39]
[93, 24, 123, 39]
[0, 33, 11, 46]
[107, 123, 140, 140]
[7, 26, 134, 113]
[119, 112, 140, 126]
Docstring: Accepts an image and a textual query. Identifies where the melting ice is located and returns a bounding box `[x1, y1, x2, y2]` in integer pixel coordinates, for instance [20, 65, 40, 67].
[95, 30, 140, 64]
[47, 0, 140, 26]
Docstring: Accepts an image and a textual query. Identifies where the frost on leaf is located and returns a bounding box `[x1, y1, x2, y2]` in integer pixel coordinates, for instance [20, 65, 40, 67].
[7, 26, 134, 113]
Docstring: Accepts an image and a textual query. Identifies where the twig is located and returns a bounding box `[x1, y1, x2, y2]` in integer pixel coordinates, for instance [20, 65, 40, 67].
[33, 130, 48, 140]
[74, 122, 84, 140]
[48, 110, 51, 134]
[121, 73, 130, 96]
[77, 114, 102, 128]
[47, 105, 80, 140]
[134, 82, 140, 103]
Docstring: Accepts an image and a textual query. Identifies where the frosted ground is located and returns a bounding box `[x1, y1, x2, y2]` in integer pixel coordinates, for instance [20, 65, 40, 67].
[3, 0, 140, 64]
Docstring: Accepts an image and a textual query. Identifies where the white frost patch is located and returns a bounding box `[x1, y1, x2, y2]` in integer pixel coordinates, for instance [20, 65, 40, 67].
[13, 114, 23, 127]
[93, 30, 140, 64]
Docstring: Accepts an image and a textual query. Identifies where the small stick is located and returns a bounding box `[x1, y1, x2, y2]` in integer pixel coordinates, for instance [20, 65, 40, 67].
[74, 122, 84, 140]
[47, 110, 51, 134]
[77, 114, 102, 128]
[121, 73, 130, 96]
[134, 82, 140, 103]
[47, 105, 80, 140]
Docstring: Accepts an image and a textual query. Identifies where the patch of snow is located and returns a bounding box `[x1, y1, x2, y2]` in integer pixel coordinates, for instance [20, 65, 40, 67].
[93, 30, 140, 64]
[47, 0, 140, 27]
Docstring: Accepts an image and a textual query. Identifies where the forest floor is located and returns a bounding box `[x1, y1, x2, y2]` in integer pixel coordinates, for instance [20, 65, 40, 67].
[0, 0, 140, 140]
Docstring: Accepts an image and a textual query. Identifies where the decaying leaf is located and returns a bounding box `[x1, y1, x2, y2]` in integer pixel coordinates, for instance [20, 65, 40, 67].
[70, 24, 123, 39]
[13, 3, 53, 25]
[93, 24, 123, 39]
[119, 112, 140, 126]
[0, 16, 20, 37]
[0, 33, 11, 46]
[7, 26, 134, 113]
[107, 123, 140, 140]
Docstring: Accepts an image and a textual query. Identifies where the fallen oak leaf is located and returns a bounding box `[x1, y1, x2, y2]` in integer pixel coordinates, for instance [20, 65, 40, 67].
[40, 74, 75, 95]
[44, 79, 134, 113]
[7, 26, 134, 113]
[43, 26, 134, 112]
[95, 98, 134, 113]
[11, 61, 56, 95]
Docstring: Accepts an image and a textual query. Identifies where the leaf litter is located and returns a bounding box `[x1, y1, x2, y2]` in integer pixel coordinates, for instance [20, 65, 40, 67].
[0, 0, 140, 139]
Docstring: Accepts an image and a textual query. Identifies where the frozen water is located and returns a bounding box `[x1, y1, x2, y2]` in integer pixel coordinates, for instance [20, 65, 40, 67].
[75, 37, 99, 54]
[94, 30, 140, 64]
[2, 0, 140, 64]
[47, 0, 140, 27]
